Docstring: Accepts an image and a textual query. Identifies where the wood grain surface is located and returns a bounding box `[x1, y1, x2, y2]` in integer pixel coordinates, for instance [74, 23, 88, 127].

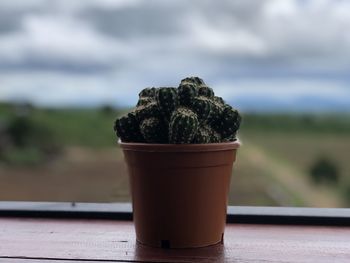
[0, 218, 349, 263]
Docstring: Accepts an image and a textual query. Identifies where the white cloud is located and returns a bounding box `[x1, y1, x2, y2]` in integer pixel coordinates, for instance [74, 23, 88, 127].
[0, 0, 350, 110]
[263, 0, 299, 17]
[0, 0, 46, 10]
[0, 0, 140, 11]
[260, 0, 350, 64]
[0, 15, 129, 66]
[215, 79, 350, 102]
[188, 15, 267, 56]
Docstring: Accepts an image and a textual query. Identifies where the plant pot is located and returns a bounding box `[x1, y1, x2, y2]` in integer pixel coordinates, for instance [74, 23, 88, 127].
[120, 141, 240, 248]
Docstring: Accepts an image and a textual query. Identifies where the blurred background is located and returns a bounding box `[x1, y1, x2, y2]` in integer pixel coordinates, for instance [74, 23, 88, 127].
[0, 0, 350, 207]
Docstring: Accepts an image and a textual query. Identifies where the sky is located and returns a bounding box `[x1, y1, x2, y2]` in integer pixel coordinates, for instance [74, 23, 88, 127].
[0, 0, 350, 112]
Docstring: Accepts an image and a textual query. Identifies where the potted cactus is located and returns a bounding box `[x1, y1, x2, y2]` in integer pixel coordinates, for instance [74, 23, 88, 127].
[114, 77, 241, 248]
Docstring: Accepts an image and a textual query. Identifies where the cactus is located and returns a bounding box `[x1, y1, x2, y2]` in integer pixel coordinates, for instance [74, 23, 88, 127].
[169, 107, 199, 144]
[178, 82, 198, 106]
[156, 87, 178, 121]
[198, 85, 214, 98]
[139, 87, 157, 98]
[213, 96, 225, 105]
[193, 124, 221, 143]
[207, 99, 224, 124]
[136, 96, 154, 107]
[114, 76, 242, 144]
[190, 96, 211, 123]
[212, 105, 241, 140]
[222, 134, 237, 142]
[140, 117, 168, 143]
[193, 125, 211, 143]
[180, 76, 205, 86]
[135, 101, 161, 121]
[209, 128, 221, 143]
[114, 112, 144, 142]
[137, 87, 157, 106]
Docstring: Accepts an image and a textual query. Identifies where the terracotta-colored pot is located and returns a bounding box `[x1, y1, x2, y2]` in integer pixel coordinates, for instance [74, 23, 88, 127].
[120, 141, 240, 248]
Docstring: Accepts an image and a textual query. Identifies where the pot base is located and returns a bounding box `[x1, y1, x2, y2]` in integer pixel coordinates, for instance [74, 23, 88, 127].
[136, 233, 224, 249]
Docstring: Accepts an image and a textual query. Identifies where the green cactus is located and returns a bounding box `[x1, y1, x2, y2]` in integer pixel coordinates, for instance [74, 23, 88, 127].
[114, 76, 242, 144]
[140, 117, 168, 143]
[212, 105, 241, 140]
[207, 99, 224, 124]
[139, 87, 157, 98]
[169, 107, 199, 144]
[198, 85, 214, 98]
[180, 76, 205, 86]
[156, 87, 178, 121]
[190, 96, 211, 123]
[193, 124, 221, 143]
[193, 125, 211, 143]
[137, 87, 157, 106]
[136, 96, 154, 107]
[135, 101, 161, 121]
[208, 128, 222, 143]
[178, 82, 198, 106]
[222, 134, 237, 142]
[213, 96, 225, 105]
[113, 112, 144, 142]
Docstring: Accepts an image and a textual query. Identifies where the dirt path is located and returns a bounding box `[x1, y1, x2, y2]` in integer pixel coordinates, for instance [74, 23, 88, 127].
[0, 147, 130, 202]
[241, 142, 342, 207]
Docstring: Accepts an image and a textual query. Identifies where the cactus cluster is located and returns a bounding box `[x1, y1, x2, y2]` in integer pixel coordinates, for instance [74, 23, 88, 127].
[114, 77, 241, 144]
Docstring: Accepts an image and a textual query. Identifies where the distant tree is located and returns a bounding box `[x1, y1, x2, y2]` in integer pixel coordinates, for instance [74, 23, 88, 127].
[309, 157, 339, 185]
[100, 105, 115, 115]
[301, 115, 314, 127]
[6, 116, 33, 147]
[2, 115, 61, 165]
[14, 102, 35, 116]
[0, 120, 10, 154]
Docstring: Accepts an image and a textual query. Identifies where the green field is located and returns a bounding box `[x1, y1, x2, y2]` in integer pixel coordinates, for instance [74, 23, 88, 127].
[1, 103, 349, 207]
[0, 103, 124, 148]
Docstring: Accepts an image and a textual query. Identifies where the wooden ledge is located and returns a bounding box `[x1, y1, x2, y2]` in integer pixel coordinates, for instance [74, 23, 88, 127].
[0, 218, 349, 262]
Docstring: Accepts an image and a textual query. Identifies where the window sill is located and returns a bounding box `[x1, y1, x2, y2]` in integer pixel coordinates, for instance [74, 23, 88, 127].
[0, 216, 349, 262]
[1, 202, 349, 262]
[0, 201, 349, 226]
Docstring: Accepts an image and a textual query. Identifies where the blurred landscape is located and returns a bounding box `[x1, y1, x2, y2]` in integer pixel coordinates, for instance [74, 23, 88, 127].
[1, 0, 350, 208]
[1, 102, 349, 207]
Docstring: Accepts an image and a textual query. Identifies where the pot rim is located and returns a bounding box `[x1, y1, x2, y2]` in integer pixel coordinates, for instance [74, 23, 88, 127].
[119, 139, 240, 152]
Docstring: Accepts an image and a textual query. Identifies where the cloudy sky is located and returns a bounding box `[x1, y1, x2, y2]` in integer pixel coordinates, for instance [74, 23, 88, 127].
[0, 0, 350, 112]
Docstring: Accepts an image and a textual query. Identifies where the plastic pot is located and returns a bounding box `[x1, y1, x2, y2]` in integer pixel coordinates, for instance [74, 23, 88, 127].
[120, 141, 240, 248]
